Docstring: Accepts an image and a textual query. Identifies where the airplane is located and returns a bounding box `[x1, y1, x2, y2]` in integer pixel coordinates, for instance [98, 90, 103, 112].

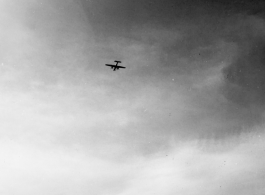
[105, 60, 125, 71]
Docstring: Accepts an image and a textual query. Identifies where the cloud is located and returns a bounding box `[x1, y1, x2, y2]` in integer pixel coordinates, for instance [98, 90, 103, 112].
[1, 0, 265, 194]
[0, 138, 131, 195]
[222, 15, 265, 127]
[1, 131, 264, 195]
[120, 132, 265, 195]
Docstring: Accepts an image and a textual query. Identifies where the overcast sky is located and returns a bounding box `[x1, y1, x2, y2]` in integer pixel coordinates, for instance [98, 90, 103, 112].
[1, 0, 265, 194]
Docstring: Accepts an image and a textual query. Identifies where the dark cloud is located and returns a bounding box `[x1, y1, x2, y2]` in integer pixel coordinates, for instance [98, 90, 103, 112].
[78, 0, 265, 34]
[74, 0, 265, 142]
[78, 0, 219, 37]
[222, 22, 265, 126]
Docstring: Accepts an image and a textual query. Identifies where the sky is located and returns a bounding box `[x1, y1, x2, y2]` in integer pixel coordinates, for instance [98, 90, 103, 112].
[0, 0, 265, 194]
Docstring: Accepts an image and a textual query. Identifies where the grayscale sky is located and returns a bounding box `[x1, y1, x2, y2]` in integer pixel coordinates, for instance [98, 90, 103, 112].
[1, 0, 265, 194]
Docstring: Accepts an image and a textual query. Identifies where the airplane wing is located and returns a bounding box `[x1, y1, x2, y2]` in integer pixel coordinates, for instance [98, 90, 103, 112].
[117, 65, 126, 69]
[105, 64, 115, 67]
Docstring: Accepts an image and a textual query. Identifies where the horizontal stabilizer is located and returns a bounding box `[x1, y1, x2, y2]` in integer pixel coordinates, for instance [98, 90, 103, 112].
[114, 60, 121, 63]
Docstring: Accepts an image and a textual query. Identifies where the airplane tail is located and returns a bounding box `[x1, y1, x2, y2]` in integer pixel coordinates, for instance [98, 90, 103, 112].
[114, 60, 121, 63]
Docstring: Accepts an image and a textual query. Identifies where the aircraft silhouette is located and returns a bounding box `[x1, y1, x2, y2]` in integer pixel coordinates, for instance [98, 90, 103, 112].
[105, 61, 125, 71]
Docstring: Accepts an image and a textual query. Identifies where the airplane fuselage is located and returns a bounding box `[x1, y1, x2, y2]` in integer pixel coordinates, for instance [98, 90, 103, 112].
[112, 61, 121, 71]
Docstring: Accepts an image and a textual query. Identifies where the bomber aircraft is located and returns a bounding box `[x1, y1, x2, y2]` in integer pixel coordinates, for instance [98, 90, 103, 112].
[105, 61, 125, 71]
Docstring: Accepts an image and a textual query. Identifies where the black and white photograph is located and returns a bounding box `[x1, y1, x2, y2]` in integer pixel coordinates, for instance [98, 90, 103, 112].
[0, 0, 265, 194]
